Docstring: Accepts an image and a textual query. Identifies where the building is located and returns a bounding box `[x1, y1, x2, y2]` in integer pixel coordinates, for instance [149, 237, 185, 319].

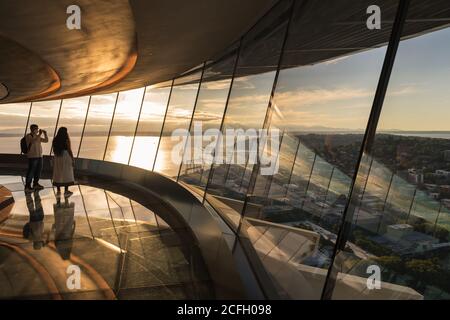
[408, 168, 424, 185]
[1, 0, 450, 301]
[435, 170, 450, 178]
[371, 224, 439, 255]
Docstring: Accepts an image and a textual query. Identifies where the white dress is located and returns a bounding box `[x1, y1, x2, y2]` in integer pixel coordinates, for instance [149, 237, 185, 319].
[52, 150, 74, 186]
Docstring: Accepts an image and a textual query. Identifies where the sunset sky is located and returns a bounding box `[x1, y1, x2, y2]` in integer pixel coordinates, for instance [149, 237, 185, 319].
[1, 26, 449, 135]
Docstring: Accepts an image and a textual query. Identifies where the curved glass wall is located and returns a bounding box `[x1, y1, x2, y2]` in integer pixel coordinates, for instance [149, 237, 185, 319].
[239, 0, 399, 299]
[328, 0, 450, 300]
[1, 0, 450, 300]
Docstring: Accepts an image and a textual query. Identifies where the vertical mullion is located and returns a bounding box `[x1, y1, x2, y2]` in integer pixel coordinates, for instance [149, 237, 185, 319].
[50, 99, 64, 155]
[353, 157, 375, 226]
[283, 138, 301, 198]
[406, 188, 417, 224]
[260, 130, 286, 199]
[78, 185, 95, 239]
[300, 153, 317, 210]
[176, 62, 206, 181]
[319, 166, 336, 221]
[152, 79, 175, 172]
[24, 102, 33, 136]
[321, 0, 410, 300]
[376, 172, 395, 233]
[77, 96, 92, 158]
[103, 92, 120, 161]
[222, 147, 234, 184]
[128, 87, 147, 165]
[105, 190, 123, 250]
[433, 203, 443, 238]
[129, 199, 140, 226]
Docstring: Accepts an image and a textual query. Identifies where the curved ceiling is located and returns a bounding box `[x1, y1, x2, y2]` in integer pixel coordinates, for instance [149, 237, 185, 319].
[0, 0, 277, 103]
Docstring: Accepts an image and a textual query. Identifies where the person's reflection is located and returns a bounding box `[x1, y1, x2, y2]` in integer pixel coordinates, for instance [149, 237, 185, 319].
[23, 190, 45, 250]
[52, 193, 76, 260]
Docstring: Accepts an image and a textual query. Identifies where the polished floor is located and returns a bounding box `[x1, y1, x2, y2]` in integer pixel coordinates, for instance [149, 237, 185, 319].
[0, 175, 214, 299]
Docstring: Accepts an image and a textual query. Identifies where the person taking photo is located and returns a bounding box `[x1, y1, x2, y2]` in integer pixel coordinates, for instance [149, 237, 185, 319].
[24, 124, 48, 192]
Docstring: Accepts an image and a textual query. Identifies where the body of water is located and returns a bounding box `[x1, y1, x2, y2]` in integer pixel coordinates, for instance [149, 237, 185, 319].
[0, 135, 176, 175]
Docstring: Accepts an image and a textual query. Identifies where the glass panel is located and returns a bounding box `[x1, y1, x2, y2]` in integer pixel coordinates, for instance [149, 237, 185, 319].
[353, 160, 393, 233]
[408, 190, 440, 235]
[267, 134, 299, 200]
[330, 0, 450, 300]
[104, 88, 145, 164]
[204, 0, 293, 223]
[0, 102, 30, 154]
[436, 206, 450, 243]
[78, 93, 117, 160]
[324, 169, 352, 221]
[27, 100, 62, 155]
[129, 82, 171, 170]
[302, 156, 335, 220]
[79, 185, 120, 247]
[154, 72, 202, 178]
[288, 143, 316, 199]
[384, 174, 416, 222]
[54, 96, 90, 156]
[238, 0, 400, 299]
[178, 54, 237, 190]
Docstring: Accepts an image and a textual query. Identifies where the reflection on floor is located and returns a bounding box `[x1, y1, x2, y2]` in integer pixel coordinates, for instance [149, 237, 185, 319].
[0, 175, 214, 300]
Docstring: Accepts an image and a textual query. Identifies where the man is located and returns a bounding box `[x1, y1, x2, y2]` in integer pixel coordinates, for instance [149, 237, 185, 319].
[24, 124, 48, 192]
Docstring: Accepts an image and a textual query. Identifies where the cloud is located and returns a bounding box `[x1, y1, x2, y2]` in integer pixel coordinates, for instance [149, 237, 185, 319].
[202, 80, 231, 91]
[323, 55, 351, 65]
[232, 76, 257, 90]
[192, 110, 223, 122]
[91, 93, 118, 104]
[266, 87, 380, 129]
[228, 93, 271, 107]
[274, 87, 374, 107]
[389, 85, 417, 96]
[0, 111, 29, 118]
[176, 83, 200, 91]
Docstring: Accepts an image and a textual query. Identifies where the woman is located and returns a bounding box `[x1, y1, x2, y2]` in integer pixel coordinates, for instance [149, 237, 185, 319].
[52, 127, 75, 196]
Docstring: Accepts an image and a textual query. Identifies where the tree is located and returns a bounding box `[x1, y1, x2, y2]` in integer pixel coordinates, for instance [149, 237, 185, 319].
[355, 238, 391, 256]
[434, 225, 449, 242]
[405, 258, 441, 292]
[375, 255, 403, 283]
